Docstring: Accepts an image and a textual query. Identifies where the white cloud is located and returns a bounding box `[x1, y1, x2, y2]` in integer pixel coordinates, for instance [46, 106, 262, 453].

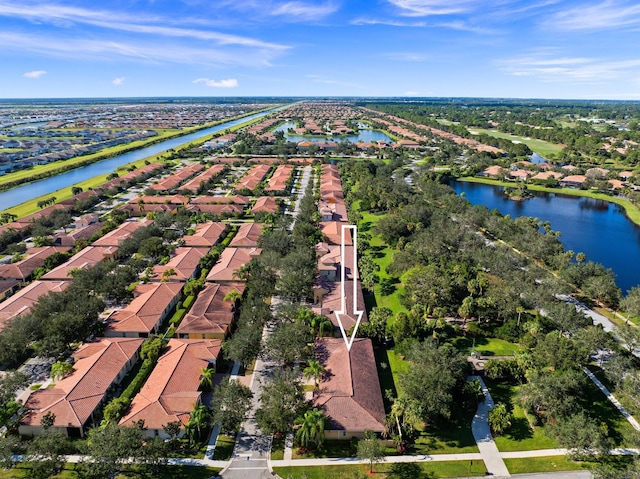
[499, 51, 640, 83]
[0, 2, 288, 50]
[351, 17, 427, 27]
[549, 0, 640, 31]
[0, 32, 278, 67]
[269, 1, 338, 21]
[23, 70, 47, 78]
[404, 91, 420, 95]
[193, 78, 239, 88]
[112, 77, 125, 85]
[384, 52, 430, 61]
[387, 0, 479, 16]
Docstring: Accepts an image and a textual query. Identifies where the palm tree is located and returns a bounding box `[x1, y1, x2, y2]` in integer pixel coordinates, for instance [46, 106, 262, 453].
[389, 396, 406, 439]
[188, 404, 211, 441]
[223, 289, 242, 311]
[50, 361, 74, 383]
[294, 408, 326, 450]
[199, 366, 215, 391]
[303, 360, 326, 391]
[161, 268, 177, 282]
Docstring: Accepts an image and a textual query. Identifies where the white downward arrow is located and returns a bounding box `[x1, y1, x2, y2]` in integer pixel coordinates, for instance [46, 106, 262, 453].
[334, 224, 364, 351]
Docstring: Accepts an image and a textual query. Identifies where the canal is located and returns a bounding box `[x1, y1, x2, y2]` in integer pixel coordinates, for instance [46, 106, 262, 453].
[0, 106, 288, 211]
[451, 180, 640, 293]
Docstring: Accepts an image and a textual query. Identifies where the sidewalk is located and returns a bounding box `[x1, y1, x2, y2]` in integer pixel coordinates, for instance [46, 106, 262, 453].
[469, 375, 511, 478]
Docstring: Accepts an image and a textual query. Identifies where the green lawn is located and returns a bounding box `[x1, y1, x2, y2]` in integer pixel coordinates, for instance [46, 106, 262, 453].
[468, 128, 563, 158]
[212, 434, 236, 461]
[292, 439, 355, 459]
[485, 380, 559, 452]
[358, 209, 405, 318]
[274, 460, 487, 479]
[450, 336, 524, 357]
[271, 435, 285, 461]
[0, 464, 221, 479]
[504, 456, 592, 474]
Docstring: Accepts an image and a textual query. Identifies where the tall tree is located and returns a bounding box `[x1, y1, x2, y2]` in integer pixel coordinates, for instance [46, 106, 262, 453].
[256, 369, 306, 435]
[210, 378, 253, 435]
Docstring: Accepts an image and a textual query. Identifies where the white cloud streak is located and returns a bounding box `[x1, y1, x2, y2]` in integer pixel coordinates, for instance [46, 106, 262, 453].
[269, 1, 338, 21]
[549, 0, 640, 31]
[0, 32, 279, 67]
[387, 0, 479, 16]
[193, 78, 239, 88]
[500, 51, 640, 83]
[112, 77, 125, 85]
[23, 70, 47, 78]
[0, 1, 289, 59]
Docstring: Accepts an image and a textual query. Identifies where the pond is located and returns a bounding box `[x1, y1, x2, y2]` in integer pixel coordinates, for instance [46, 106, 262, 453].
[451, 180, 640, 293]
[273, 121, 392, 144]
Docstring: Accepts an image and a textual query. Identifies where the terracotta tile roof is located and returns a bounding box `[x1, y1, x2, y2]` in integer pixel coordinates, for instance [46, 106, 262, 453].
[312, 280, 367, 331]
[180, 164, 226, 192]
[21, 338, 143, 430]
[119, 339, 221, 430]
[316, 244, 357, 280]
[251, 197, 279, 214]
[151, 247, 206, 282]
[0, 280, 70, 329]
[185, 203, 244, 215]
[313, 338, 385, 433]
[182, 222, 226, 248]
[191, 195, 250, 205]
[235, 164, 271, 191]
[265, 165, 293, 192]
[177, 282, 245, 336]
[0, 246, 71, 280]
[92, 219, 154, 247]
[320, 222, 352, 245]
[106, 282, 183, 335]
[41, 246, 118, 280]
[206, 247, 262, 282]
[229, 223, 263, 247]
[133, 195, 189, 205]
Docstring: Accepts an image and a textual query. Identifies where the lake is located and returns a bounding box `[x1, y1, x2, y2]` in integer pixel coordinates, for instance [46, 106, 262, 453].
[0, 107, 286, 211]
[273, 121, 392, 144]
[451, 180, 640, 293]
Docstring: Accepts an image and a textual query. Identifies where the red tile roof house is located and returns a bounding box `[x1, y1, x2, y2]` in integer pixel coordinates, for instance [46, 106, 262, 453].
[478, 165, 505, 179]
[20, 337, 144, 437]
[176, 282, 245, 339]
[41, 246, 118, 280]
[229, 223, 263, 248]
[181, 222, 227, 249]
[119, 338, 221, 439]
[312, 280, 367, 334]
[0, 246, 71, 281]
[206, 248, 262, 282]
[0, 280, 70, 330]
[151, 247, 207, 282]
[92, 219, 154, 247]
[320, 222, 352, 246]
[105, 282, 183, 338]
[0, 279, 20, 301]
[251, 197, 280, 215]
[312, 338, 386, 440]
[559, 175, 587, 189]
[315, 243, 357, 282]
[191, 195, 250, 206]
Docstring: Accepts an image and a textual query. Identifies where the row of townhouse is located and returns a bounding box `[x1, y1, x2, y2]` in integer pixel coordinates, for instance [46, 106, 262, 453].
[309, 163, 387, 439]
[13, 215, 264, 437]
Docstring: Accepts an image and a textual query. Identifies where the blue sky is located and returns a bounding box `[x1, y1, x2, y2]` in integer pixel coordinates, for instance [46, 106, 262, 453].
[2, 0, 640, 99]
